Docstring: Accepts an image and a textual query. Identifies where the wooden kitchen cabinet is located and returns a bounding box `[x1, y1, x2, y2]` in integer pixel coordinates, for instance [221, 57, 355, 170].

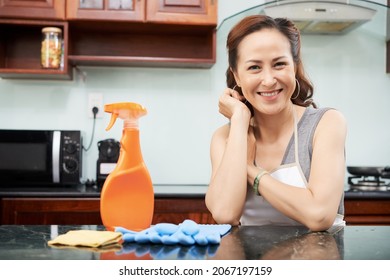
[153, 197, 215, 224]
[0, 19, 72, 80]
[0, 0, 65, 20]
[66, 0, 217, 25]
[0, 197, 101, 225]
[0, 0, 217, 79]
[344, 199, 390, 225]
[66, 0, 217, 68]
[0, 197, 216, 225]
[67, 21, 216, 68]
[146, 0, 217, 25]
[2, 196, 389, 226]
[66, 0, 145, 21]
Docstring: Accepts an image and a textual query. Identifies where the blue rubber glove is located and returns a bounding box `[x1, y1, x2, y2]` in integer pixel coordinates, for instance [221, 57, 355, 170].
[115, 219, 231, 246]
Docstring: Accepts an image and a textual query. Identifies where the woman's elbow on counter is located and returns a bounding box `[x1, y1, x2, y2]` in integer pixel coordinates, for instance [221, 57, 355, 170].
[207, 204, 240, 226]
[303, 210, 335, 232]
[306, 221, 333, 232]
[205, 195, 240, 225]
[212, 212, 240, 226]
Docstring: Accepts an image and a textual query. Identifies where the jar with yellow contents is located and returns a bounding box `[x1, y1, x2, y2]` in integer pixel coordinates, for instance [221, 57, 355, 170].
[41, 27, 63, 69]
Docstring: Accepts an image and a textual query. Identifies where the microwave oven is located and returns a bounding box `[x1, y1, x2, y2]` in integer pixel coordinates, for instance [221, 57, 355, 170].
[0, 129, 82, 186]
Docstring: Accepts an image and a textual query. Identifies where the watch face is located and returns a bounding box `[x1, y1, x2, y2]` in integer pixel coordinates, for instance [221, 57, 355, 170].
[98, 139, 120, 161]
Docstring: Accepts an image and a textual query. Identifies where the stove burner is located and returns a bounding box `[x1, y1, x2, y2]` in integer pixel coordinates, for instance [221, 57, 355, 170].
[348, 175, 390, 192]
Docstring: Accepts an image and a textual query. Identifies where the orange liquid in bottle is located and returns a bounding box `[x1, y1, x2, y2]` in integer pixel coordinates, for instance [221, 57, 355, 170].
[100, 103, 154, 231]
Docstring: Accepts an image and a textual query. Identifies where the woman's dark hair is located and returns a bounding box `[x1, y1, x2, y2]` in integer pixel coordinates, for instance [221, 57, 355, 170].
[226, 15, 315, 108]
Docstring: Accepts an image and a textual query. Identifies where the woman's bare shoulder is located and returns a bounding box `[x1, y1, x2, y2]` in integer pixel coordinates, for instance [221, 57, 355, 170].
[320, 109, 347, 130]
[315, 108, 347, 141]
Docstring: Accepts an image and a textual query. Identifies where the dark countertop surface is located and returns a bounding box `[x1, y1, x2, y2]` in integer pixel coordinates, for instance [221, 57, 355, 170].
[343, 189, 390, 199]
[0, 225, 389, 260]
[0, 184, 390, 199]
[0, 184, 208, 198]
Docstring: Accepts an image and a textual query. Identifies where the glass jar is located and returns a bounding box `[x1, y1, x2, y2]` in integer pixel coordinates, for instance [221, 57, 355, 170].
[41, 27, 62, 69]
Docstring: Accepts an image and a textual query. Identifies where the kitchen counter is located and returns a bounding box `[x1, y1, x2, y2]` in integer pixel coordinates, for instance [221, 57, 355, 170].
[0, 184, 209, 198]
[0, 225, 389, 260]
[344, 189, 390, 199]
[1, 184, 389, 199]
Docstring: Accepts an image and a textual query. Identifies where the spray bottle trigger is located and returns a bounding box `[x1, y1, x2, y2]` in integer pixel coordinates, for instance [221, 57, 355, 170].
[105, 113, 118, 131]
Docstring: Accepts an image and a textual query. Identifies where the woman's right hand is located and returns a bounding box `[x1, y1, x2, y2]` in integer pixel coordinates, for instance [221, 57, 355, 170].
[218, 87, 251, 121]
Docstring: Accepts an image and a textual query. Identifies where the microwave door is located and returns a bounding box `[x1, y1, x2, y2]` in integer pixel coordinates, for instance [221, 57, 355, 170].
[0, 130, 55, 186]
[52, 131, 61, 184]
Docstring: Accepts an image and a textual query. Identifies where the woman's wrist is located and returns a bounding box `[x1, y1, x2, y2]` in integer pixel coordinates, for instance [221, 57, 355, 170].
[253, 169, 269, 196]
[230, 106, 251, 123]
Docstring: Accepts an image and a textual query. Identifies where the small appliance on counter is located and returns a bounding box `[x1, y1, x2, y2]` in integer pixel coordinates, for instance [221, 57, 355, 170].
[0, 129, 82, 186]
[346, 166, 390, 192]
[96, 138, 119, 189]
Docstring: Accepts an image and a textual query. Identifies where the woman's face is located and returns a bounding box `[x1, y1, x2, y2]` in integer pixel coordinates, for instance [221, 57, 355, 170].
[233, 28, 296, 116]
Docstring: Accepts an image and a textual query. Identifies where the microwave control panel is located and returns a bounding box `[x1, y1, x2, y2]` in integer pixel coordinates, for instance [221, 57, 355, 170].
[61, 131, 82, 183]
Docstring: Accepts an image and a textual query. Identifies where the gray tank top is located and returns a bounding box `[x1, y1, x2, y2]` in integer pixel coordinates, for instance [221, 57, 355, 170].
[282, 106, 344, 215]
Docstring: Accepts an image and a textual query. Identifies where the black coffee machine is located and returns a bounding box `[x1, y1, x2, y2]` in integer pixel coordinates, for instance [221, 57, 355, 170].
[96, 138, 120, 189]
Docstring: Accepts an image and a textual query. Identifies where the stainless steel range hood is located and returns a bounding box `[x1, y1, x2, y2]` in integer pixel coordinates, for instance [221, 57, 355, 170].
[263, 0, 377, 34]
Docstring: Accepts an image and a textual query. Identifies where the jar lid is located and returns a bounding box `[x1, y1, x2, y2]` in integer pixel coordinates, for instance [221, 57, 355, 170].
[42, 27, 62, 34]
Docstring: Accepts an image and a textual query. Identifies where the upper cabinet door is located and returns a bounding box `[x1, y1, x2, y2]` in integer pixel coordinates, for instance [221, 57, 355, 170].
[66, 0, 146, 21]
[0, 0, 65, 19]
[146, 0, 217, 25]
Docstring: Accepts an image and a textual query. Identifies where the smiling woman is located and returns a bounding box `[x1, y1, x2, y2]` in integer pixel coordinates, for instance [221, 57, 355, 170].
[226, 16, 315, 110]
[205, 15, 347, 232]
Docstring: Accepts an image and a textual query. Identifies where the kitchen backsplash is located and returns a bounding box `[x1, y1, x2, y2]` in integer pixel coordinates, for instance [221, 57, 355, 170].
[0, 0, 389, 185]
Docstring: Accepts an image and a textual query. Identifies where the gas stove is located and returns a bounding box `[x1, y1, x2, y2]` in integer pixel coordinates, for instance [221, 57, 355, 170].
[348, 175, 390, 192]
[347, 166, 390, 192]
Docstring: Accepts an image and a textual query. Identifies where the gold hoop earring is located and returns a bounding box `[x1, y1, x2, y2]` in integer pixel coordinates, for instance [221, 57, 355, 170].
[291, 79, 300, 100]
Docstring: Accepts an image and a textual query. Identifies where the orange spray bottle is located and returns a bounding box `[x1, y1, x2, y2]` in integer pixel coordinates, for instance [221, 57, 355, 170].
[100, 102, 154, 231]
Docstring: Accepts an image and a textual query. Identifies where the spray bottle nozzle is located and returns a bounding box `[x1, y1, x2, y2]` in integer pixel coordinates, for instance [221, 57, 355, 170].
[104, 102, 147, 131]
[105, 113, 119, 131]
